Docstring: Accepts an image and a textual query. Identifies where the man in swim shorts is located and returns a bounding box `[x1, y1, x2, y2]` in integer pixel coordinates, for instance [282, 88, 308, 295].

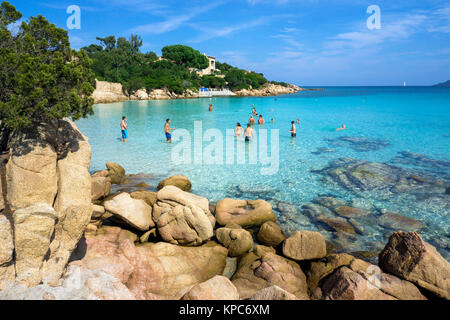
[164, 118, 176, 143]
[121, 116, 128, 143]
[244, 123, 254, 142]
[289, 121, 296, 138]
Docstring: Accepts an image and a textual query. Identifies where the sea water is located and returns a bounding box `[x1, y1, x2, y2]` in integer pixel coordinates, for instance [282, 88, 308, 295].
[76, 87, 450, 258]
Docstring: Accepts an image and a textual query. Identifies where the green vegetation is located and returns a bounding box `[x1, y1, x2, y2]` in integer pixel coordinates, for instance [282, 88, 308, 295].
[83, 38, 280, 93]
[161, 45, 209, 69]
[0, 1, 94, 129]
[83, 41, 204, 94]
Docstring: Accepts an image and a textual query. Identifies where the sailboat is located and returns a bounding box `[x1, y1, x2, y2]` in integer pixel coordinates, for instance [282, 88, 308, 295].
[403, 81, 406, 87]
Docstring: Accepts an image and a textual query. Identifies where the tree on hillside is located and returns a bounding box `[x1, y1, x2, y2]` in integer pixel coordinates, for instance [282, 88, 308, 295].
[0, 1, 95, 130]
[161, 45, 209, 70]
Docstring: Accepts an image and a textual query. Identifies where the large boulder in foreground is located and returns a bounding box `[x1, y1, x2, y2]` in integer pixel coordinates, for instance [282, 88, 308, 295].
[282, 231, 327, 261]
[182, 275, 239, 300]
[75, 226, 228, 299]
[104, 193, 154, 231]
[157, 174, 191, 192]
[215, 198, 275, 228]
[320, 259, 426, 300]
[256, 221, 286, 247]
[215, 225, 253, 257]
[231, 250, 309, 300]
[13, 203, 57, 287]
[6, 121, 58, 210]
[152, 186, 214, 246]
[42, 119, 93, 286]
[378, 231, 450, 299]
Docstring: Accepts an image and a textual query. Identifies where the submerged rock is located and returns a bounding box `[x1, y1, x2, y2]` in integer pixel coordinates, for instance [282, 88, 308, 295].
[325, 136, 390, 152]
[378, 212, 423, 232]
[315, 158, 449, 198]
[391, 151, 450, 173]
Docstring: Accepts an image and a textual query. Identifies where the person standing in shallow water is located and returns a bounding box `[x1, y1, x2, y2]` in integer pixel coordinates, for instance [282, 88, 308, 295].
[244, 123, 254, 142]
[209, 104, 213, 112]
[121, 116, 128, 143]
[164, 118, 176, 143]
[289, 121, 296, 138]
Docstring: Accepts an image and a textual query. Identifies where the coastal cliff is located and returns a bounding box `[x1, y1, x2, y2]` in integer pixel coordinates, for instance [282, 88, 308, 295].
[91, 80, 303, 104]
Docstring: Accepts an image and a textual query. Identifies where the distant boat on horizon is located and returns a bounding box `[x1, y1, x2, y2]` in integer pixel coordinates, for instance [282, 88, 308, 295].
[403, 81, 406, 87]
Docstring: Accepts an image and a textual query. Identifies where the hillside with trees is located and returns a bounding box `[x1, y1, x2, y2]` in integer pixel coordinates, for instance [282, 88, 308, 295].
[82, 38, 288, 95]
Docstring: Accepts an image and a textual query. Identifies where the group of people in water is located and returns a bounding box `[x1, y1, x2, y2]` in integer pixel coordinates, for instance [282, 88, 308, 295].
[120, 103, 346, 143]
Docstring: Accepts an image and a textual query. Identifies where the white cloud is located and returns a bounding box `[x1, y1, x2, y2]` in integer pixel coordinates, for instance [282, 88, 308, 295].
[129, 1, 224, 35]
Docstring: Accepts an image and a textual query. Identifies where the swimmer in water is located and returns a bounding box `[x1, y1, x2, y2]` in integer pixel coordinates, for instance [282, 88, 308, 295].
[336, 124, 346, 131]
[249, 115, 256, 125]
[258, 115, 265, 125]
[235, 122, 243, 136]
[209, 104, 213, 112]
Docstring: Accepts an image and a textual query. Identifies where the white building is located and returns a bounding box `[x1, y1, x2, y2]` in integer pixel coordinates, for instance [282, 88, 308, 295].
[199, 54, 216, 76]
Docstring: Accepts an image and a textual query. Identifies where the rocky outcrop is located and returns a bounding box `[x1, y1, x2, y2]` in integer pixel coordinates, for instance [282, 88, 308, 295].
[0, 214, 13, 266]
[130, 190, 157, 207]
[91, 80, 127, 104]
[256, 221, 286, 247]
[319, 259, 426, 300]
[306, 253, 355, 291]
[91, 173, 111, 201]
[13, 203, 57, 287]
[4, 119, 93, 287]
[104, 193, 154, 231]
[0, 264, 136, 300]
[250, 285, 299, 300]
[42, 120, 93, 286]
[75, 226, 228, 299]
[215, 198, 275, 228]
[231, 250, 309, 300]
[282, 231, 327, 261]
[105, 162, 125, 185]
[152, 186, 214, 246]
[234, 83, 302, 97]
[379, 231, 450, 299]
[6, 121, 58, 210]
[215, 225, 253, 257]
[182, 275, 239, 300]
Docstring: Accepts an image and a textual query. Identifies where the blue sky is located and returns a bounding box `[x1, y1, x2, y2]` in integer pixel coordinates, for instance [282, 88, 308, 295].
[10, 0, 450, 86]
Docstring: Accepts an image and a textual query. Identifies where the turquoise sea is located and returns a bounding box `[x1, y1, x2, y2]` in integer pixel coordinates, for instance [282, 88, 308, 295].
[76, 87, 450, 259]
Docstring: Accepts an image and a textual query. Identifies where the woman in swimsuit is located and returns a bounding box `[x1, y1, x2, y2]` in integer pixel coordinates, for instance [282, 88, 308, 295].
[235, 122, 243, 136]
